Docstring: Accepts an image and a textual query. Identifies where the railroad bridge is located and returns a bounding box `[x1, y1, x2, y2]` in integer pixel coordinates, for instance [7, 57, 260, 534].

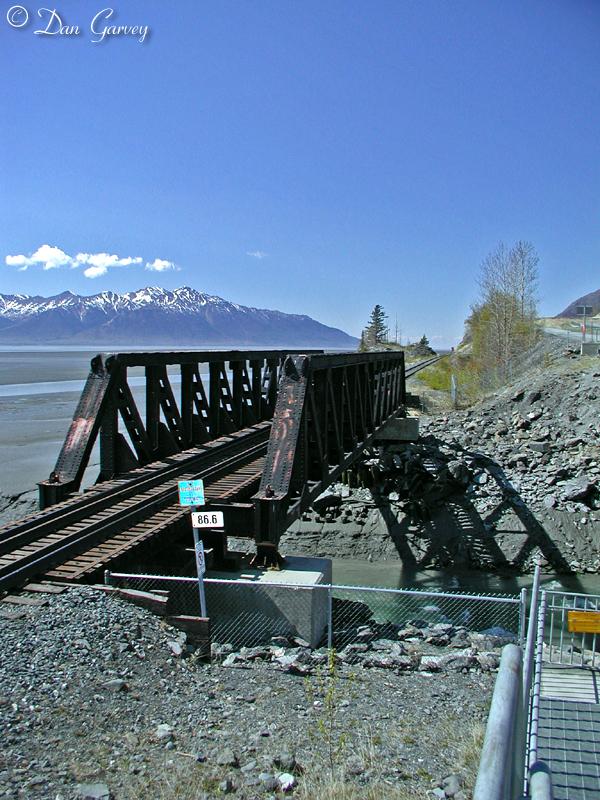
[0, 349, 439, 594]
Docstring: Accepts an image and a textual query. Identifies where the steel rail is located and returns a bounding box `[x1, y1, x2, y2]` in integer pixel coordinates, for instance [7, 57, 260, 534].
[404, 354, 446, 378]
[0, 424, 271, 555]
[0, 439, 268, 593]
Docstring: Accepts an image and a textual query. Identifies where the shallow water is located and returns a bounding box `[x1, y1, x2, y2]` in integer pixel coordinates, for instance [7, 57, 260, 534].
[331, 558, 600, 596]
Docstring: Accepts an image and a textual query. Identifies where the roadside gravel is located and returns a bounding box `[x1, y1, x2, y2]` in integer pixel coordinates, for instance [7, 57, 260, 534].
[0, 586, 494, 800]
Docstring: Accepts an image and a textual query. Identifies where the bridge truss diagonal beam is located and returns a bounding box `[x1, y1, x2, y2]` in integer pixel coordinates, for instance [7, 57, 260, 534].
[38, 349, 323, 509]
[253, 350, 408, 546]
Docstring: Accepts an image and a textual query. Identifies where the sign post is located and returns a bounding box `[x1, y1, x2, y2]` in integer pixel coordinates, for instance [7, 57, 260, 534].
[178, 479, 207, 618]
[576, 305, 593, 343]
[191, 527, 207, 618]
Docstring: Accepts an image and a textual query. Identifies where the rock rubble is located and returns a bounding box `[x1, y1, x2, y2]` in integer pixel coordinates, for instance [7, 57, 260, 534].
[280, 353, 600, 573]
[0, 586, 494, 799]
[213, 617, 511, 676]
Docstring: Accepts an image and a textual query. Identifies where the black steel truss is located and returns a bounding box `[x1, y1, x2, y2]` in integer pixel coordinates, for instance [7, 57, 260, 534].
[38, 350, 321, 508]
[253, 351, 406, 546]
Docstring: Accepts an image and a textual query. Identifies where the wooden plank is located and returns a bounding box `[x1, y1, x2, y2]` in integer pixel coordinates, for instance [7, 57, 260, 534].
[1, 594, 48, 607]
[167, 615, 211, 656]
[115, 588, 168, 616]
[0, 606, 27, 620]
[23, 582, 66, 594]
[567, 610, 600, 633]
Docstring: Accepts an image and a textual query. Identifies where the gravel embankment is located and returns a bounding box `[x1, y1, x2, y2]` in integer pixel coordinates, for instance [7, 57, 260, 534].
[0, 586, 496, 800]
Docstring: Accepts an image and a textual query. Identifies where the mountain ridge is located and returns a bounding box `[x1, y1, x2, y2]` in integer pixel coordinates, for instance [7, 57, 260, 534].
[0, 286, 358, 347]
[556, 287, 600, 318]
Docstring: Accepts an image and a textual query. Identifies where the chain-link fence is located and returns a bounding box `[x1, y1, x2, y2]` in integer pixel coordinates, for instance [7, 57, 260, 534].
[105, 571, 523, 651]
[330, 584, 522, 649]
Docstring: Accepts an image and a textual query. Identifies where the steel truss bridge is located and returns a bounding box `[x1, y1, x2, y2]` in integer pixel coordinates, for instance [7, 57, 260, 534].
[0, 349, 440, 593]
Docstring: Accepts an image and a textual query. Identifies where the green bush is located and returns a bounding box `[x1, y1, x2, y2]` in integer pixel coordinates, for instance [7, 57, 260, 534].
[416, 355, 483, 406]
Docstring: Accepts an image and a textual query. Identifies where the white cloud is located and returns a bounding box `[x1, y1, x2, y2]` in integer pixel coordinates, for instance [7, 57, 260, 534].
[246, 250, 268, 259]
[145, 258, 179, 272]
[76, 253, 143, 269]
[4, 245, 176, 278]
[83, 265, 109, 279]
[5, 244, 71, 270]
[6, 254, 29, 267]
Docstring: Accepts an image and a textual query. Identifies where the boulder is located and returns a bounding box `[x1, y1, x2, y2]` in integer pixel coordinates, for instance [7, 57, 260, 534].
[562, 478, 595, 503]
[312, 489, 343, 514]
[76, 785, 111, 800]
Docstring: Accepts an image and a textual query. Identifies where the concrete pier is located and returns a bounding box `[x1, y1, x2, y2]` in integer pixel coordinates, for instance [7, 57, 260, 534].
[580, 341, 600, 356]
[204, 556, 332, 648]
[374, 416, 419, 443]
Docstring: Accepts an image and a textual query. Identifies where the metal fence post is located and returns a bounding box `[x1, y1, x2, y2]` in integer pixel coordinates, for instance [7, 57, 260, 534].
[523, 564, 542, 715]
[519, 587, 527, 644]
[104, 569, 112, 586]
[327, 585, 333, 650]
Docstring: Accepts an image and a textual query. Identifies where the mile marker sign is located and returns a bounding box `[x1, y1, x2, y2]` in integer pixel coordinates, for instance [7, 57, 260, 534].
[178, 479, 205, 506]
[192, 511, 224, 529]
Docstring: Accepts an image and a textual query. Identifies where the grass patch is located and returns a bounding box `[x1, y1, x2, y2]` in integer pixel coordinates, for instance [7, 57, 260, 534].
[127, 758, 226, 799]
[296, 778, 419, 799]
[415, 354, 483, 406]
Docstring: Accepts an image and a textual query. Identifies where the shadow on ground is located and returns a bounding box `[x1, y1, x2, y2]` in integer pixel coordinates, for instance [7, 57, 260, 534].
[378, 434, 587, 593]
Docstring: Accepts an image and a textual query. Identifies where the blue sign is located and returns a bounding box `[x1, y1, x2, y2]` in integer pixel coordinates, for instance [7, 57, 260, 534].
[178, 479, 205, 506]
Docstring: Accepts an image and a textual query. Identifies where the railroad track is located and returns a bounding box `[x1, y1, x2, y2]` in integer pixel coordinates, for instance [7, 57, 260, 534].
[0, 355, 445, 595]
[404, 354, 445, 378]
[0, 422, 270, 549]
[45, 454, 265, 583]
[0, 424, 270, 593]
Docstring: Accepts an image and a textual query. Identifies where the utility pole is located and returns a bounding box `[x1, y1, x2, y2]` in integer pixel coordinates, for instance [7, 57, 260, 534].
[393, 316, 402, 345]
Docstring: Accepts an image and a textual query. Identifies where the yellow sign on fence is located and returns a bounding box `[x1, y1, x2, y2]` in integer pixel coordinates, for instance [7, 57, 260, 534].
[567, 610, 600, 634]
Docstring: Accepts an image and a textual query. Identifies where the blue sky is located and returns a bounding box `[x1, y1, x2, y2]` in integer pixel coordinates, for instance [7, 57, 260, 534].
[1, 0, 599, 346]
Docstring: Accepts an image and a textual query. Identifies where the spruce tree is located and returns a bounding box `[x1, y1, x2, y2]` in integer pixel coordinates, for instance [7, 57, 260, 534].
[364, 305, 388, 345]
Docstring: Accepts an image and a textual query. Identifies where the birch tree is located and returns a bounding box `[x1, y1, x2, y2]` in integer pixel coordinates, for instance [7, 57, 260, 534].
[471, 241, 539, 383]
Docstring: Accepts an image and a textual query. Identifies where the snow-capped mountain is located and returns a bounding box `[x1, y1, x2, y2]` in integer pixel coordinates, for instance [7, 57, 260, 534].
[0, 287, 358, 347]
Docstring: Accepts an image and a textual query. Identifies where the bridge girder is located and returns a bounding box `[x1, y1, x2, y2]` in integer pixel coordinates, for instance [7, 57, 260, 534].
[253, 350, 407, 547]
[38, 350, 322, 509]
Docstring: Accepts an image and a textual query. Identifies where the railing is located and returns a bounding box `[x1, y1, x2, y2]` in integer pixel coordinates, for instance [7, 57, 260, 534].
[545, 589, 600, 667]
[473, 644, 524, 800]
[525, 590, 552, 800]
[522, 565, 542, 716]
[474, 566, 555, 800]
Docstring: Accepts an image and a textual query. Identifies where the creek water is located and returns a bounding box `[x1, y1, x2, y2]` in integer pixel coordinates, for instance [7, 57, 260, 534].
[331, 558, 600, 597]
